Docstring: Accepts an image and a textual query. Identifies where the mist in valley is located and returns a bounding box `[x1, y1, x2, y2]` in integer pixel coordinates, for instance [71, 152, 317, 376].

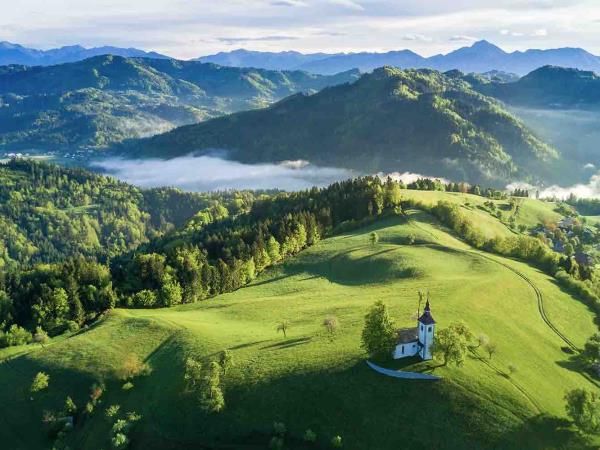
[91, 154, 354, 191]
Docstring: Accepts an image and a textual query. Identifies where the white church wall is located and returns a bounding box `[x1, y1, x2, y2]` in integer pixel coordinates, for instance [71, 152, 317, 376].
[393, 341, 420, 359]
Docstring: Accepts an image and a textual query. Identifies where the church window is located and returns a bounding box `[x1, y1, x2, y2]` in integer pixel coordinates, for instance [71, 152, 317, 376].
[428, 326, 432, 332]
[420, 325, 423, 331]
[401, 345, 405, 354]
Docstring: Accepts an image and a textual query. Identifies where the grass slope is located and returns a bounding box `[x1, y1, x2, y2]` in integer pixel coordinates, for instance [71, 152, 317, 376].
[0, 200, 598, 449]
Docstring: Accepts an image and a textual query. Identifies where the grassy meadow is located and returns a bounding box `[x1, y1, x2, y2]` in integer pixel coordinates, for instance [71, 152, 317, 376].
[1, 195, 598, 450]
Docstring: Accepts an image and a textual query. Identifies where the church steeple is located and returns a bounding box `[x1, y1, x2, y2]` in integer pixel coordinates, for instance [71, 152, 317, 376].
[418, 300, 436, 325]
[417, 298, 436, 360]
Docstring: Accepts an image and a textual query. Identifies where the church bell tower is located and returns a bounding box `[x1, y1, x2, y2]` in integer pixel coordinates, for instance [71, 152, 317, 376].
[417, 299, 436, 360]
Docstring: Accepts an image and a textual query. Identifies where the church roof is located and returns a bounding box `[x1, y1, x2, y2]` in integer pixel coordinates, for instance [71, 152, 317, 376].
[418, 300, 436, 325]
[397, 327, 419, 344]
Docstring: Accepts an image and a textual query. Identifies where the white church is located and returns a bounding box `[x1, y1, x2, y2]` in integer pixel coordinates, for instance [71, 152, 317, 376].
[393, 299, 436, 360]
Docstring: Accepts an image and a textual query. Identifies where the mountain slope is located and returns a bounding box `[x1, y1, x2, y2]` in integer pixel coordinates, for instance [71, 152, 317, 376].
[467, 65, 600, 108]
[128, 67, 559, 185]
[0, 55, 359, 150]
[0, 41, 169, 66]
[197, 40, 600, 75]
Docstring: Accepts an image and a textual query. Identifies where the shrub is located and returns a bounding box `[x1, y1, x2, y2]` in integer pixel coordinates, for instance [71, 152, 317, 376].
[63, 396, 77, 416]
[565, 388, 600, 434]
[106, 404, 121, 419]
[31, 372, 50, 393]
[331, 435, 343, 448]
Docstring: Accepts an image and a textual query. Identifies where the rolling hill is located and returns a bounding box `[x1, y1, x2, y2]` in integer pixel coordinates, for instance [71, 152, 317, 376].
[127, 67, 560, 186]
[0, 55, 359, 150]
[199, 40, 600, 75]
[1, 195, 598, 449]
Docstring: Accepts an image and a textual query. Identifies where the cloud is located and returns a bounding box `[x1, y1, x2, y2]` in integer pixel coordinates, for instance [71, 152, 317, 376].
[328, 0, 364, 11]
[530, 28, 548, 36]
[449, 35, 479, 42]
[217, 35, 300, 44]
[507, 170, 600, 199]
[402, 34, 433, 42]
[270, 0, 308, 7]
[90, 154, 354, 191]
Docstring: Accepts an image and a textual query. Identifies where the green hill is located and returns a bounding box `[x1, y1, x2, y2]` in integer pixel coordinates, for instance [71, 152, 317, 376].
[0, 55, 359, 150]
[1, 203, 598, 449]
[128, 67, 559, 186]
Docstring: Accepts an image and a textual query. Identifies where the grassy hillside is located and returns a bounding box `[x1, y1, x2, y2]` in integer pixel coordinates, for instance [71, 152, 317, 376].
[0, 55, 359, 150]
[2, 196, 598, 449]
[129, 67, 559, 186]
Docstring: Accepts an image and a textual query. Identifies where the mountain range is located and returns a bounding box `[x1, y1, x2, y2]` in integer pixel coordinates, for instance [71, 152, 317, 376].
[199, 40, 600, 75]
[0, 41, 168, 66]
[0, 55, 359, 150]
[126, 67, 560, 186]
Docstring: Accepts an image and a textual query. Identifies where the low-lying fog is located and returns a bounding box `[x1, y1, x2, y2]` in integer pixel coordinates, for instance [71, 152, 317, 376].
[91, 155, 354, 191]
[89, 154, 600, 199]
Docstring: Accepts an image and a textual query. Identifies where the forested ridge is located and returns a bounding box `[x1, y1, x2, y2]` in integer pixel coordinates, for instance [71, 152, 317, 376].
[0, 55, 359, 150]
[0, 159, 265, 268]
[129, 67, 559, 185]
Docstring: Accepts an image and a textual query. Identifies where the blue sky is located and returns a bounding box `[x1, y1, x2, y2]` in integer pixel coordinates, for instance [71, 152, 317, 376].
[3, 0, 600, 58]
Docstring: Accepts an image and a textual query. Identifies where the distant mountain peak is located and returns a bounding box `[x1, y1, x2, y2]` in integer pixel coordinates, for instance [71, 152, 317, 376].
[0, 42, 169, 67]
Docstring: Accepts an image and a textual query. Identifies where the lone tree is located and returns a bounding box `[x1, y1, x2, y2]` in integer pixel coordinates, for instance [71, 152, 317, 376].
[276, 320, 290, 338]
[361, 301, 397, 357]
[565, 388, 600, 435]
[431, 322, 473, 366]
[369, 232, 379, 247]
[483, 342, 497, 360]
[31, 372, 50, 393]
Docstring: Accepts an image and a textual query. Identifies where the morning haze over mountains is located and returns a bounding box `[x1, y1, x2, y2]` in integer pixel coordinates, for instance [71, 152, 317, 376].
[3, 38, 600, 190]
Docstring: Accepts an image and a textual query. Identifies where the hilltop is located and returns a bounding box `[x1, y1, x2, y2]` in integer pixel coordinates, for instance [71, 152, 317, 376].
[0, 55, 359, 150]
[127, 67, 559, 186]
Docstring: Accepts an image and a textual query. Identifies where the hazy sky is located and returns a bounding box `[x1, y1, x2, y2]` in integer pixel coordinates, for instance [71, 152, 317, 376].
[3, 0, 600, 58]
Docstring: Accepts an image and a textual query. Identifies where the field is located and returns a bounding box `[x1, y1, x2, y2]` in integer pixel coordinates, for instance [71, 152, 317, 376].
[1, 196, 598, 450]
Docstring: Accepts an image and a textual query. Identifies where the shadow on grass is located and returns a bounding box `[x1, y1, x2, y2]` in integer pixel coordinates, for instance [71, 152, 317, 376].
[261, 337, 312, 350]
[228, 340, 272, 350]
[497, 414, 596, 450]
